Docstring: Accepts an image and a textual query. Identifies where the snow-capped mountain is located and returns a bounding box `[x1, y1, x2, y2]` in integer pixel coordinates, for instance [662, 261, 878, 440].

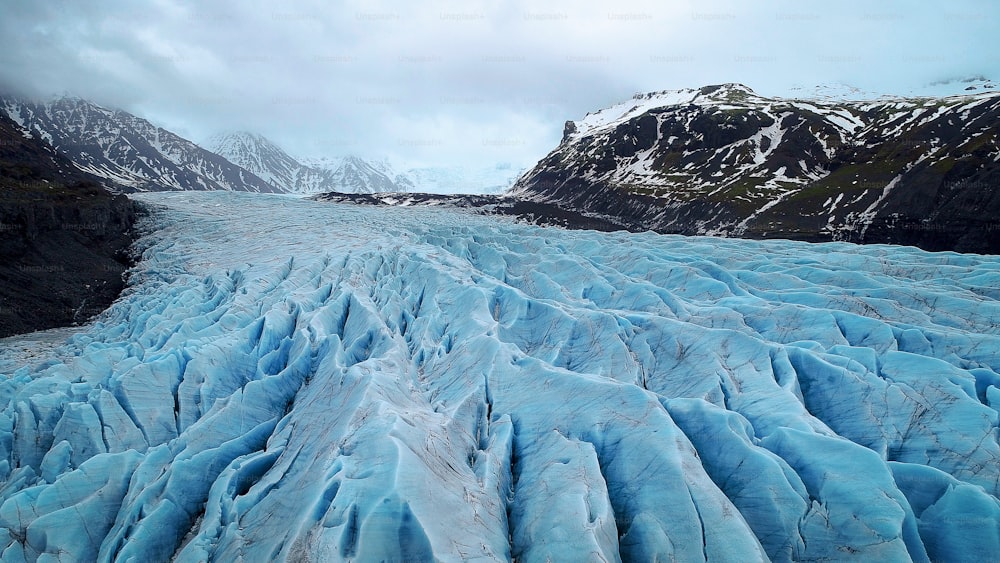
[513, 83, 1000, 253]
[2, 191, 999, 561]
[0, 97, 280, 193]
[307, 154, 408, 194]
[299, 158, 525, 195]
[403, 163, 524, 194]
[208, 131, 321, 193]
[211, 130, 526, 195]
[209, 132, 406, 194]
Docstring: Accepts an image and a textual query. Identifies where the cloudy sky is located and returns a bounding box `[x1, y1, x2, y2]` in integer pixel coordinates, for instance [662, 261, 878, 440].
[1, 0, 996, 169]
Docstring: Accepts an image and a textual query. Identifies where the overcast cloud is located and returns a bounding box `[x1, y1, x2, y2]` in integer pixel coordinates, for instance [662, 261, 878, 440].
[1, 0, 997, 169]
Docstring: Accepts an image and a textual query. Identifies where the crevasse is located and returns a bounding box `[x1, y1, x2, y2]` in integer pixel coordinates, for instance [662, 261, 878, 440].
[1, 192, 998, 562]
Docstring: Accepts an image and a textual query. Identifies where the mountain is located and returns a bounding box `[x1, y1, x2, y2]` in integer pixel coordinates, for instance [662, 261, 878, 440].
[403, 163, 524, 194]
[2, 191, 999, 561]
[512, 84, 1000, 253]
[0, 111, 140, 337]
[307, 154, 407, 194]
[207, 131, 323, 193]
[302, 157, 526, 195]
[211, 131, 524, 195]
[209, 132, 405, 194]
[0, 96, 280, 193]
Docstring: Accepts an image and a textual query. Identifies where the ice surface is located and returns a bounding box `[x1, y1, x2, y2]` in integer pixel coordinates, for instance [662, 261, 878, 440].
[1, 191, 998, 561]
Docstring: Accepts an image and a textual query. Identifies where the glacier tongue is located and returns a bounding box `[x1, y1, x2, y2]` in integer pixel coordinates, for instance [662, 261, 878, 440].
[1, 191, 999, 562]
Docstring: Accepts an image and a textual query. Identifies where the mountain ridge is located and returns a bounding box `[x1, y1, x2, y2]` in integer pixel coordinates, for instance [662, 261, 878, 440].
[209, 132, 408, 194]
[512, 84, 1000, 253]
[0, 96, 281, 193]
[213, 130, 524, 195]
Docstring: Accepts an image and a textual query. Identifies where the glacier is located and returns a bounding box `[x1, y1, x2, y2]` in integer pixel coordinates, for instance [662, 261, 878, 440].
[1, 191, 999, 562]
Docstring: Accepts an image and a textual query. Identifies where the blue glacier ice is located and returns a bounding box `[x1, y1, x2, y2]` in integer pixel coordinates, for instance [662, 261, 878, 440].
[0, 191, 998, 562]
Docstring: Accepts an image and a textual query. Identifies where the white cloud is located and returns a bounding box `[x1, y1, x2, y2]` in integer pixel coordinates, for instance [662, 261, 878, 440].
[0, 0, 997, 168]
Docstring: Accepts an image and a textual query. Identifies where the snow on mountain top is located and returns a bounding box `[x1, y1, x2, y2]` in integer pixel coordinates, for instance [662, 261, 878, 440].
[787, 83, 887, 102]
[570, 83, 764, 140]
[208, 131, 289, 169]
[571, 89, 697, 140]
[296, 155, 343, 170]
[209, 130, 271, 149]
[0, 98, 282, 192]
[568, 82, 1000, 141]
[907, 76, 997, 98]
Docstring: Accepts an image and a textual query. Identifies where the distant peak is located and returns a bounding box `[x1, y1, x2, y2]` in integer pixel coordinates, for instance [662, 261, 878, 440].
[699, 83, 756, 96]
[49, 94, 122, 109]
[212, 130, 270, 144]
[209, 131, 288, 156]
[46, 95, 106, 110]
[786, 83, 881, 102]
[49, 93, 87, 104]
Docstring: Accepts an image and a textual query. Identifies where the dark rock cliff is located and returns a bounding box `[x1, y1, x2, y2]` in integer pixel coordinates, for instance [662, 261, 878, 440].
[0, 113, 142, 337]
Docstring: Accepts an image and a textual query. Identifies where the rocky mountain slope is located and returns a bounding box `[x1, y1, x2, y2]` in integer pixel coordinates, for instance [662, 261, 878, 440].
[302, 154, 408, 193]
[210, 132, 406, 194]
[512, 84, 1000, 253]
[0, 112, 141, 337]
[212, 131, 524, 195]
[0, 97, 279, 193]
[0, 95, 524, 197]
